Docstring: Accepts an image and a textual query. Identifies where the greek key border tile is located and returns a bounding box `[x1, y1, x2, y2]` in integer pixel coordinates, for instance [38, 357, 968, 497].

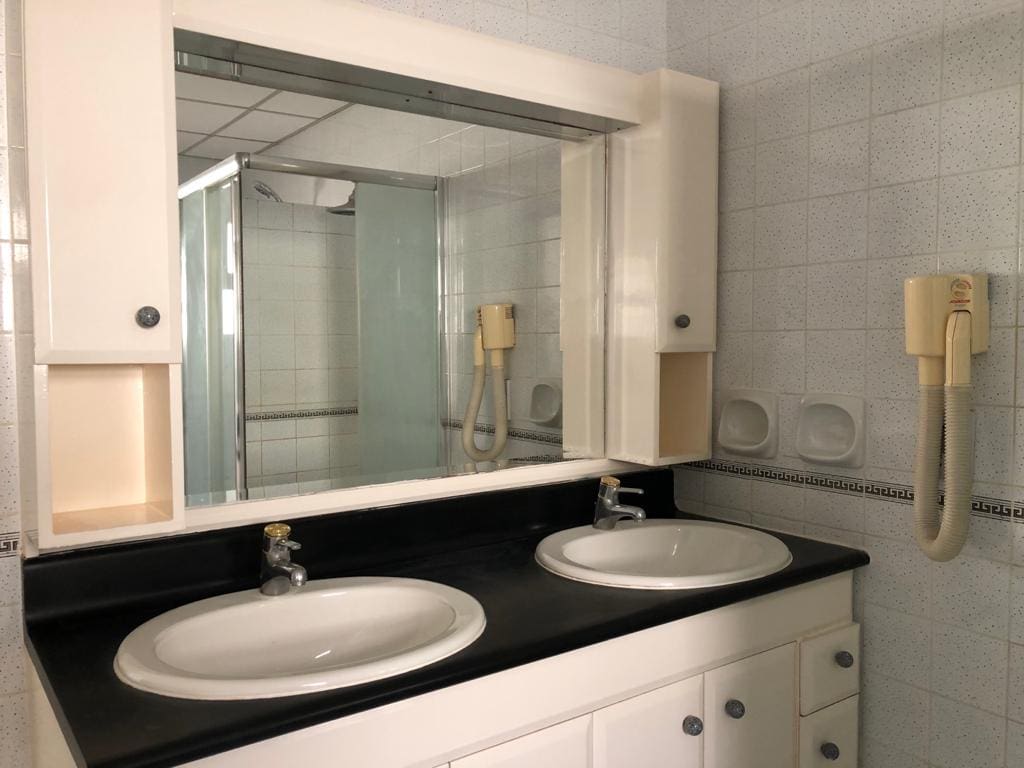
[0, 532, 19, 558]
[693, 459, 1022, 523]
[442, 418, 563, 447]
[246, 407, 359, 422]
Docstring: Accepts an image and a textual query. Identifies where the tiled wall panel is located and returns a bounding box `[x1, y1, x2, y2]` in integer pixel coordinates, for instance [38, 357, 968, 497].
[662, 1, 1024, 765]
[2, 0, 31, 761]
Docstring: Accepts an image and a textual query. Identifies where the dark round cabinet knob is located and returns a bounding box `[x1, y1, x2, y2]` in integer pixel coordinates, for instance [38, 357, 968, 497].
[724, 699, 746, 719]
[135, 306, 161, 328]
[834, 650, 855, 669]
[821, 742, 841, 760]
[674, 314, 691, 328]
[681, 715, 703, 736]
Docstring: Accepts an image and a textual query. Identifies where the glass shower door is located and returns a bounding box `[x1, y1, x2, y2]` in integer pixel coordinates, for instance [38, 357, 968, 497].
[356, 182, 442, 477]
[180, 173, 246, 505]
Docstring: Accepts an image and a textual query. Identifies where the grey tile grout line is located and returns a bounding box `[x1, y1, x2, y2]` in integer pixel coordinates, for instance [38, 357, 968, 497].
[692, 457, 1024, 522]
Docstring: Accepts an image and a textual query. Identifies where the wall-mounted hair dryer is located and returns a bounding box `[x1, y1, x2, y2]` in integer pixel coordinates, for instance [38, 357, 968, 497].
[462, 303, 516, 462]
[904, 273, 989, 562]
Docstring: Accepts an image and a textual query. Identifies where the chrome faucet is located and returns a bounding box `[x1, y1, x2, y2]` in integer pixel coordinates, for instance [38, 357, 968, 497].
[593, 476, 646, 530]
[260, 523, 308, 596]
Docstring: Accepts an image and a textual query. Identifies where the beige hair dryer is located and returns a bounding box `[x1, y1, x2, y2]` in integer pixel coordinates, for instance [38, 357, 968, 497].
[462, 303, 516, 462]
[904, 273, 989, 561]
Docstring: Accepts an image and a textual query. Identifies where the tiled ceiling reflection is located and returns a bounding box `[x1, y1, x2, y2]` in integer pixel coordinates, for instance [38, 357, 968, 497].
[175, 72, 350, 160]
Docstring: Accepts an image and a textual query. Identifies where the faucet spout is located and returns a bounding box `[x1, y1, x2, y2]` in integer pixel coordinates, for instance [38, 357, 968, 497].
[593, 476, 647, 530]
[260, 523, 308, 596]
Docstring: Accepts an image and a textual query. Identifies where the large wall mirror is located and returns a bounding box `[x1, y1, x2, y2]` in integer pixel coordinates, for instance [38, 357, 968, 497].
[174, 33, 615, 508]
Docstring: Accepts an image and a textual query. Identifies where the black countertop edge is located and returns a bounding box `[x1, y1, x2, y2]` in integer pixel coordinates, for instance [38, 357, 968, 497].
[25, 469, 869, 768]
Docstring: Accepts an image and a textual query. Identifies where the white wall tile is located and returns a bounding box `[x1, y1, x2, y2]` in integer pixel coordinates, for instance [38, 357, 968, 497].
[942, 5, 1023, 99]
[805, 329, 866, 394]
[940, 85, 1020, 174]
[756, 134, 809, 204]
[719, 210, 755, 271]
[810, 0, 873, 60]
[807, 260, 867, 329]
[928, 694, 1006, 768]
[861, 602, 932, 689]
[872, 28, 943, 115]
[754, 201, 807, 267]
[708, 20, 759, 86]
[756, 69, 808, 143]
[868, 180, 938, 259]
[930, 623, 1009, 714]
[809, 47, 872, 130]
[810, 119, 869, 195]
[860, 673, 930, 759]
[753, 266, 806, 330]
[807, 191, 868, 262]
[751, 330, 806, 392]
[938, 166, 1018, 251]
[871, 0, 944, 42]
[757, 1, 811, 79]
[869, 104, 940, 186]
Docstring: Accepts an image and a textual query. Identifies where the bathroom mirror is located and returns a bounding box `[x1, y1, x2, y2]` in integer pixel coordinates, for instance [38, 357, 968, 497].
[175, 35, 611, 507]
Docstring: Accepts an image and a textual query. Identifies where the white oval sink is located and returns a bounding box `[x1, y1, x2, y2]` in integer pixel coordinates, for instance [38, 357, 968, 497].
[114, 577, 486, 700]
[535, 519, 792, 590]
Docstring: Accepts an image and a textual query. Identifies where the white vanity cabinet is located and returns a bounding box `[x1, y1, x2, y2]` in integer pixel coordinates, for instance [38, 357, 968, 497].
[593, 644, 796, 768]
[451, 716, 592, 768]
[704, 644, 797, 768]
[25, 0, 180, 364]
[593, 672, 704, 767]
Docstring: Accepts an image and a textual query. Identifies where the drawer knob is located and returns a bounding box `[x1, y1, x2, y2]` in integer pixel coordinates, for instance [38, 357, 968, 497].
[681, 715, 703, 736]
[834, 650, 855, 668]
[724, 699, 745, 719]
[135, 306, 161, 328]
[674, 314, 691, 328]
[820, 742, 840, 760]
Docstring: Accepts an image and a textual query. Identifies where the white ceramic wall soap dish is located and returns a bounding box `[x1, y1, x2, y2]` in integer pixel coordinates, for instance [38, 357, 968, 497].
[717, 390, 778, 458]
[528, 382, 562, 427]
[795, 394, 864, 467]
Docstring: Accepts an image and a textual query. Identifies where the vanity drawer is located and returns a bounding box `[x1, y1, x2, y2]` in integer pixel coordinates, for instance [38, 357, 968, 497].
[799, 695, 858, 768]
[799, 623, 859, 715]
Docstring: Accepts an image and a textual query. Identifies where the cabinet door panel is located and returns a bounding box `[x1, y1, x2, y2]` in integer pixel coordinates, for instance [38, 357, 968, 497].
[799, 695, 858, 768]
[26, 0, 180, 363]
[705, 644, 797, 768]
[451, 715, 591, 768]
[593, 674, 703, 768]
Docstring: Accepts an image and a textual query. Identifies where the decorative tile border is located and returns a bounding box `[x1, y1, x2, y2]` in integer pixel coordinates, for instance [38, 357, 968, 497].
[509, 454, 566, 464]
[693, 459, 1023, 523]
[0, 532, 19, 558]
[246, 406, 358, 422]
[442, 418, 563, 447]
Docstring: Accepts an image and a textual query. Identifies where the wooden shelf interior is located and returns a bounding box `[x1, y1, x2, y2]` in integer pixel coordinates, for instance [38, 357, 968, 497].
[658, 352, 711, 460]
[47, 364, 174, 535]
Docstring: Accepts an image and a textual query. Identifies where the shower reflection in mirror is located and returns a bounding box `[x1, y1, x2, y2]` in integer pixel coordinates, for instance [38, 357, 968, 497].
[178, 98, 573, 506]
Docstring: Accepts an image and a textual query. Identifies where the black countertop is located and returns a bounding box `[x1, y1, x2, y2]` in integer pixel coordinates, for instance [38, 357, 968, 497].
[24, 469, 868, 768]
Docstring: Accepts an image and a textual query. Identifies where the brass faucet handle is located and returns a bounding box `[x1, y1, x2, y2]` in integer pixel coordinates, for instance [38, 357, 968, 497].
[264, 522, 291, 539]
[600, 475, 621, 488]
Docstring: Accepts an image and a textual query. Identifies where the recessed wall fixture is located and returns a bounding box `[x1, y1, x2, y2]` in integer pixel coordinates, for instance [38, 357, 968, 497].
[717, 390, 778, 458]
[795, 395, 864, 468]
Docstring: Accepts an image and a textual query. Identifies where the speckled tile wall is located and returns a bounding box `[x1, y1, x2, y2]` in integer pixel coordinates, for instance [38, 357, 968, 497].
[660, 0, 1024, 766]
[0, 0, 32, 761]
[356, 0, 669, 72]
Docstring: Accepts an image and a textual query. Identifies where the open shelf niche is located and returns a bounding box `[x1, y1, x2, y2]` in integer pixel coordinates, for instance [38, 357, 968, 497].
[37, 364, 183, 548]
